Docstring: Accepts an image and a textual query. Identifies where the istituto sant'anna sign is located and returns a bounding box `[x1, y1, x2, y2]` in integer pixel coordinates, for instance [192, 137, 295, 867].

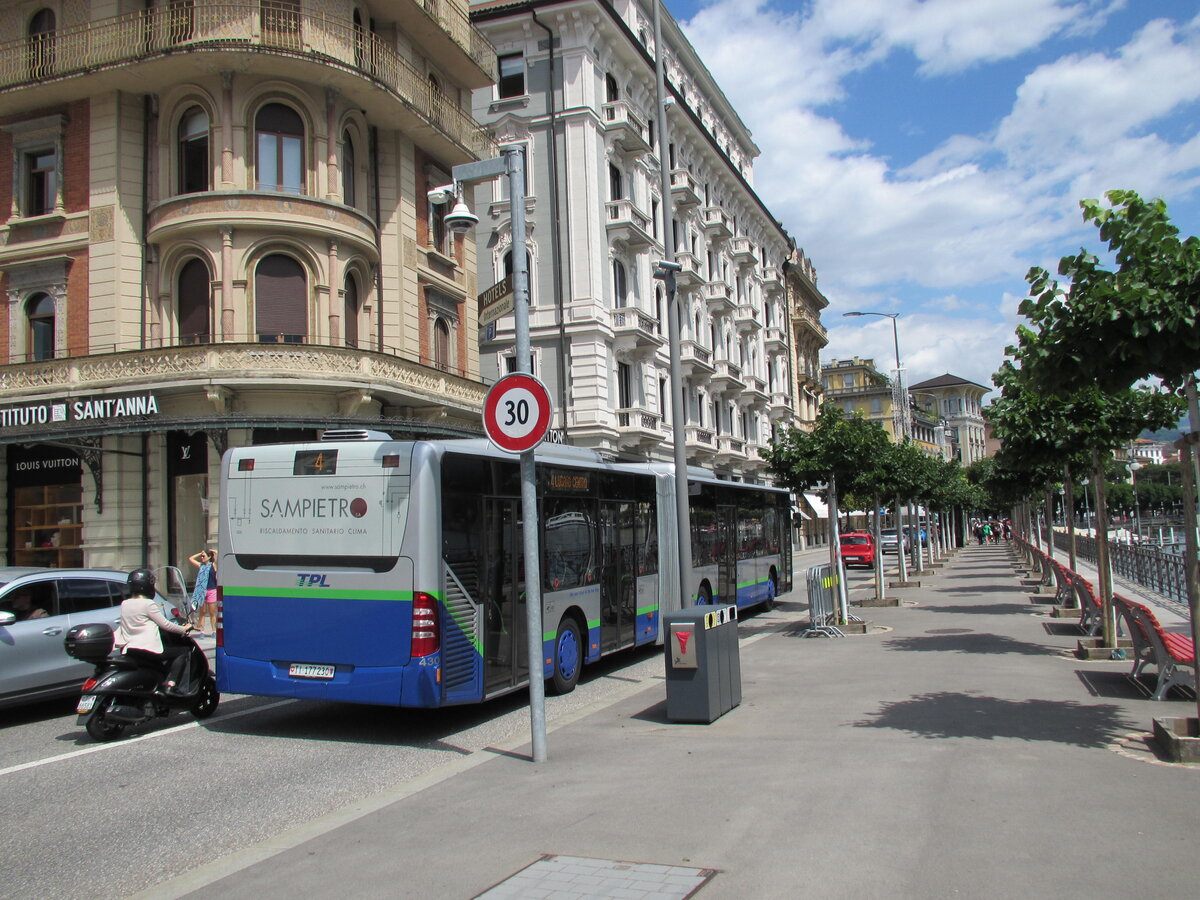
[0, 393, 160, 431]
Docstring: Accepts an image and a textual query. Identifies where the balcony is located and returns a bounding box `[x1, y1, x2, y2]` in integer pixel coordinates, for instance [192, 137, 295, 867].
[685, 425, 717, 462]
[710, 359, 745, 394]
[702, 207, 732, 241]
[616, 406, 663, 449]
[702, 280, 734, 315]
[0, 2, 495, 164]
[769, 390, 794, 421]
[602, 100, 651, 155]
[612, 307, 665, 359]
[680, 340, 714, 381]
[730, 237, 757, 266]
[605, 199, 655, 249]
[715, 435, 747, 464]
[761, 265, 785, 293]
[149, 192, 379, 259]
[674, 251, 703, 287]
[734, 303, 761, 334]
[670, 169, 702, 207]
[763, 326, 788, 354]
[742, 375, 769, 408]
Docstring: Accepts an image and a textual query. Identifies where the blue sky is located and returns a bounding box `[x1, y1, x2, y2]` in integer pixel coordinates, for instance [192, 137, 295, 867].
[666, 0, 1200, 397]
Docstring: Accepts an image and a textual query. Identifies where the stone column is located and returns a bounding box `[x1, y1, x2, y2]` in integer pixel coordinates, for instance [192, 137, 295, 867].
[220, 226, 234, 339]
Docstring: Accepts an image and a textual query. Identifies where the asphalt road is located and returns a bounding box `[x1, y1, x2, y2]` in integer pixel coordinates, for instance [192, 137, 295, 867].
[1, 547, 842, 900]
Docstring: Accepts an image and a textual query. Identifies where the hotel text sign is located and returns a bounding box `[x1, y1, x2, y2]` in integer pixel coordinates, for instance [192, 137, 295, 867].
[0, 393, 160, 430]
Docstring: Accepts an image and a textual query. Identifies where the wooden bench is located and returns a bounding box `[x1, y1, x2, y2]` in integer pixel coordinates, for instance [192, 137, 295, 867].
[1071, 573, 1104, 637]
[1049, 561, 1076, 607]
[1114, 595, 1196, 700]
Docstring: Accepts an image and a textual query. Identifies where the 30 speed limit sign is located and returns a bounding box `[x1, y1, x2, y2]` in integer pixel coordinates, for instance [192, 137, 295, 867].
[482, 373, 553, 453]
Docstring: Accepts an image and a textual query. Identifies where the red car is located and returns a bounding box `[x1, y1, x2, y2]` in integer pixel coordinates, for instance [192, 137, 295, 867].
[839, 532, 876, 568]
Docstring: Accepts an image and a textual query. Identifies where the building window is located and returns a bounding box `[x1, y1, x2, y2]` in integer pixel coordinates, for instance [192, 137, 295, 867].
[255, 254, 307, 342]
[613, 260, 628, 308]
[26, 293, 54, 361]
[433, 318, 451, 371]
[178, 106, 210, 195]
[344, 273, 360, 348]
[177, 258, 211, 344]
[341, 129, 356, 206]
[498, 53, 524, 98]
[608, 163, 623, 201]
[23, 148, 56, 216]
[27, 8, 55, 79]
[255, 103, 304, 194]
[605, 73, 619, 103]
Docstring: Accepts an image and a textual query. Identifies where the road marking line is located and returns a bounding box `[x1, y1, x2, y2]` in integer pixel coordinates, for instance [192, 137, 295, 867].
[0, 699, 294, 778]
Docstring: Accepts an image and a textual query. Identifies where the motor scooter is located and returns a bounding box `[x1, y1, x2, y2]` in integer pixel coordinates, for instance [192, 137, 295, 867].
[65, 623, 219, 741]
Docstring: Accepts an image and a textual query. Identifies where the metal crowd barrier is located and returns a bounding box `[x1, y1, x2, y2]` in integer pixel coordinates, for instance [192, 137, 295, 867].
[804, 564, 844, 637]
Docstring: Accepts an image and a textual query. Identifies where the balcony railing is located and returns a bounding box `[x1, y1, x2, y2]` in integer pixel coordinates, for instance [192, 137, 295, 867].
[0, 2, 495, 158]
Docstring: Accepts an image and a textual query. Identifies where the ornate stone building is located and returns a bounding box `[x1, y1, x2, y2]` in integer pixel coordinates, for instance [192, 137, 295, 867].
[468, 0, 823, 481]
[0, 0, 494, 569]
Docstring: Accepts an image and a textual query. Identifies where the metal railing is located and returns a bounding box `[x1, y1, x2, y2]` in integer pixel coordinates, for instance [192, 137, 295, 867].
[803, 564, 843, 637]
[1057, 532, 1188, 603]
[0, 2, 494, 158]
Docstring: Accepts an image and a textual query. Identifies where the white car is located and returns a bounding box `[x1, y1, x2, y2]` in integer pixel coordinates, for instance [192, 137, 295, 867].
[0, 568, 180, 710]
[878, 529, 911, 554]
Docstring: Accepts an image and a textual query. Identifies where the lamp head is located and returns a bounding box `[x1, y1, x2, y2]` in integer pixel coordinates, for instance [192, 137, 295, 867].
[444, 199, 480, 234]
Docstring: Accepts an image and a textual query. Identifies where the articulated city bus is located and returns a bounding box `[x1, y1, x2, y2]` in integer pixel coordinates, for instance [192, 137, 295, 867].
[215, 431, 791, 708]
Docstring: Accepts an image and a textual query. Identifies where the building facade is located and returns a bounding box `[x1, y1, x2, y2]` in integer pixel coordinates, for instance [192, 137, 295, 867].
[908, 373, 989, 464]
[468, 0, 821, 481]
[0, 0, 495, 570]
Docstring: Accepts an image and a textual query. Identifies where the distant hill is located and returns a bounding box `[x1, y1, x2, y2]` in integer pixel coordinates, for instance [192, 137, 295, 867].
[1143, 415, 1190, 442]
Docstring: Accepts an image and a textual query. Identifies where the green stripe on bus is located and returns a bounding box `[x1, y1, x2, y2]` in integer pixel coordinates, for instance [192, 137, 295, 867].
[636, 604, 658, 617]
[228, 586, 413, 602]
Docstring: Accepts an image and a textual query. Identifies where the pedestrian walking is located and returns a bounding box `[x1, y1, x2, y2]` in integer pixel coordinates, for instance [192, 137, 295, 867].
[188, 549, 219, 635]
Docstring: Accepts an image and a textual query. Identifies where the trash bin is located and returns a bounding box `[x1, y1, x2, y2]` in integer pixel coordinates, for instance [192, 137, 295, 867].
[662, 604, 740, 723]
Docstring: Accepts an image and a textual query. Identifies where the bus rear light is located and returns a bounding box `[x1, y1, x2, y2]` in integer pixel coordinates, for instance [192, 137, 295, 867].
[382, 454, 400, 468]
[238, 458, 255, 471]
[215, 587, 224, 647]
[81, 678, 97, 692]
[411, 592, 439, 657]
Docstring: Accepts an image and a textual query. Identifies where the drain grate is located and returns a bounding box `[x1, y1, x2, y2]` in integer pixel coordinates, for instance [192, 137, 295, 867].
[475, 854, 718, 899]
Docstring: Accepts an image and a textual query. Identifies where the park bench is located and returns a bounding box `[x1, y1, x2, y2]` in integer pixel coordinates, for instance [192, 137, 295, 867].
[1114, 595, 1196, 700]
[1049, 560, 1076, 607]
[1071, 573, 1104, 637]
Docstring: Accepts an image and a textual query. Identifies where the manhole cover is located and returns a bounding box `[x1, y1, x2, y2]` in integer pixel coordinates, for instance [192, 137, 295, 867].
[925, 628, 973, 634]
[476, 855, 718, 899]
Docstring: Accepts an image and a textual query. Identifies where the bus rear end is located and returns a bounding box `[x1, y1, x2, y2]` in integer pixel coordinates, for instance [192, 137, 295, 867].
[216, 437, 441, 707]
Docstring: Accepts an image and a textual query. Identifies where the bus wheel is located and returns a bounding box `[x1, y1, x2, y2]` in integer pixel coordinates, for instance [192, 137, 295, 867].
[762, 571, 778, 611]
[696, 583, 713, 606]
[549, 618, 581, 695]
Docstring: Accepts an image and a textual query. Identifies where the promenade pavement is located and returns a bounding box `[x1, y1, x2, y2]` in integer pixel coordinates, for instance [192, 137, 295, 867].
[144, 543, 1200, 900]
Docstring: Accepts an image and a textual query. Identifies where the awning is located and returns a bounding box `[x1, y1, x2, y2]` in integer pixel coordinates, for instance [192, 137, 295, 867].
[799, 492, 828, 519]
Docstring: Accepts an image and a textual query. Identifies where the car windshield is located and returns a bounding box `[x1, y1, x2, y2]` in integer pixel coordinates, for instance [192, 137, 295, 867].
[841, 536, 869, 545]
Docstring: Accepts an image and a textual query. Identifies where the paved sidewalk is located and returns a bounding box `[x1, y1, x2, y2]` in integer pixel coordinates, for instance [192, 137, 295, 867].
[144, 544, 1200, 900]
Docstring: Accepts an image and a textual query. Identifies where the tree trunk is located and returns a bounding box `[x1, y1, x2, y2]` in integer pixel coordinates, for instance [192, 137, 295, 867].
[1093, 449, 1117, 648]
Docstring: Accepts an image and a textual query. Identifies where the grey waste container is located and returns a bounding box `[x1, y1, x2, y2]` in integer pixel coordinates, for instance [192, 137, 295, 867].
[662, 604, 740, 723]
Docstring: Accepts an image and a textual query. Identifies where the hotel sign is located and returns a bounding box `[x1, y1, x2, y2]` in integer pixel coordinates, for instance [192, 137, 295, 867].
[0, 393, 160, 431]
[478, 275, 514, 327]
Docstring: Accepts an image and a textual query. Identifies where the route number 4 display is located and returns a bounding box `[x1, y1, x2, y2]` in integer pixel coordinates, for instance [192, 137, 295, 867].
[482, 373, 553, 453]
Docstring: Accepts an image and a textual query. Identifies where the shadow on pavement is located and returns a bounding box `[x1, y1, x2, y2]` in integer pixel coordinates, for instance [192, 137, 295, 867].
[1075, 668, 1152, 701]
[881, 632, 1057, 656]
[850, 690, 1137, 748]
[920, 602, 1033, 616]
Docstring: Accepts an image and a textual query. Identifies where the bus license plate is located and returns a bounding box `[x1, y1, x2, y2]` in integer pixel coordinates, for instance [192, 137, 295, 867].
[76, 694, 96, 714]
[289, 663, 335, 680]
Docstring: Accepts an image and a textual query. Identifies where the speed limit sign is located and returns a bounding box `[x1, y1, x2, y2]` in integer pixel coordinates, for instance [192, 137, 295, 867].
[482, 373, 553, 453]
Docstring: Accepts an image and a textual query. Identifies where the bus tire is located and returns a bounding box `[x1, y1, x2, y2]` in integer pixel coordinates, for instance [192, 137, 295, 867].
[762, 569, 778, 611]
[549, 617, 582, 695]
[696, 582, 713, 606]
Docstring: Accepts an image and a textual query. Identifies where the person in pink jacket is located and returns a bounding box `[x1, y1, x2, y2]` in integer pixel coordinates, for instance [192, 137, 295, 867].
[114, 568, 197, 695]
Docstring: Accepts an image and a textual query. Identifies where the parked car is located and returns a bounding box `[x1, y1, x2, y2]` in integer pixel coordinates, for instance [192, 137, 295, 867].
[839, 532, 876, 568]
[0, 568, 180, 710]
[879, 529, 910, 555]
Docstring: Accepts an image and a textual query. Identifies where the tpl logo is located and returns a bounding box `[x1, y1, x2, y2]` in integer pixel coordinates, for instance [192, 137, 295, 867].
[297, 574, 330, 588]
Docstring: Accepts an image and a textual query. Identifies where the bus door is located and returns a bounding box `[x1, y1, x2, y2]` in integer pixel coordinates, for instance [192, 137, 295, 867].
[483, 497, 528, 693]
[717, 504, 737, 606]
[599, 500, 636, 652]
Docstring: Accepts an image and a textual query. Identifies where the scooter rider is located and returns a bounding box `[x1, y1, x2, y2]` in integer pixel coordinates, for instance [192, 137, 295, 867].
[114, 568, 198, 696]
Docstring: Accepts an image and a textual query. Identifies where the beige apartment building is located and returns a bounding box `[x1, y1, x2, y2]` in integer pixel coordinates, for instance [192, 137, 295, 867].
[0, 0, 495, 571]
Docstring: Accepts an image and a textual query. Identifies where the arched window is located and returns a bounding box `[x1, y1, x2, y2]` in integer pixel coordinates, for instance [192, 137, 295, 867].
[178, 258, 211, 344]
[27, 8, 55, 79]
[26, 293, 54, 361]
[433, 317, 451, 372]
[341, 129, 356, 207]
[255, 254, 306, 343]
[343, 273, 360, 348]
[612, 260, 628, 308]
[605, 73, 619, 103]
[255, 103, 304, 194]
[178, 107, 210, 195]
[608, 163, 623, 201]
